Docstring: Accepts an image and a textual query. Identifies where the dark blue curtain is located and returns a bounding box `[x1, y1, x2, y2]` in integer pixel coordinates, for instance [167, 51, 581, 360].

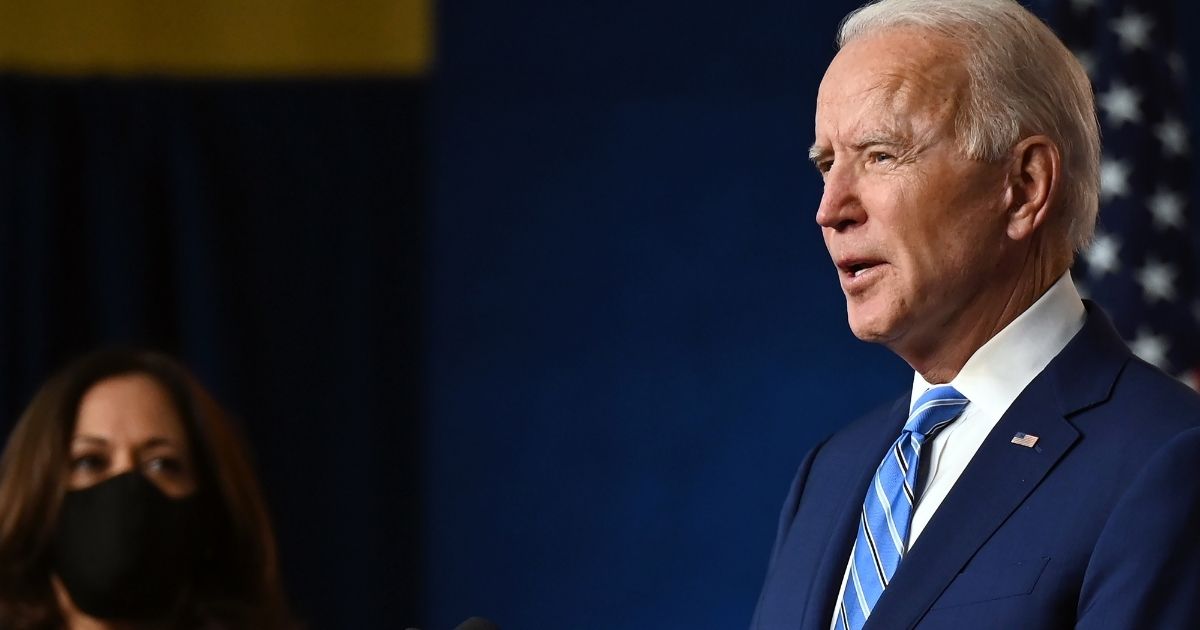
[0, 75, 426, 628]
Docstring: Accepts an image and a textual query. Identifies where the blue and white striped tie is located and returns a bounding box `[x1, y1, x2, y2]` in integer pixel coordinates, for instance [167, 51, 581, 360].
[834, 385, 969, 630]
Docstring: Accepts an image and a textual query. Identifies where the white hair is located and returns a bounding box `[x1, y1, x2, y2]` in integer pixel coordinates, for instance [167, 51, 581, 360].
[838, 0, 1100, 254]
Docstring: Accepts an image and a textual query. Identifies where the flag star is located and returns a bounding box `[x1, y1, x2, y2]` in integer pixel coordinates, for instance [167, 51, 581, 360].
[1084, 232, 1121, 277]
[1136, 258, 1178, 302]
[1099, 158, 1132, 201]
[1148, 188, 1186, 230]
[1130, 327, 1170, 369]
[1098, 81, 1142, 127]
[1111, 10, 1154, 52]
[1073, 49, 1097, 78]
[1169, 52, 1188, 81]
[1155, 117, 1189, 156]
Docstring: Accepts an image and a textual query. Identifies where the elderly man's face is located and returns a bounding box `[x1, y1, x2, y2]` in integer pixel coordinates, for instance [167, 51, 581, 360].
[811, 28, 1012, 357]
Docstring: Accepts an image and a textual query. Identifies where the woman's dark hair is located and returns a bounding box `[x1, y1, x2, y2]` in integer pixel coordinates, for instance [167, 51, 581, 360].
[0, 348, 293, 629]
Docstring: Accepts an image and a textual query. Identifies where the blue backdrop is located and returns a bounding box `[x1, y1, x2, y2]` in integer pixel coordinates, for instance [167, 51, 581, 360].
[427, 1, 939, 627]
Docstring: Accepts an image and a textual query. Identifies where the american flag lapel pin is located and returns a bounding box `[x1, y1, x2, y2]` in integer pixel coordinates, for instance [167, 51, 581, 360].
[1011, 432, 1039, 448]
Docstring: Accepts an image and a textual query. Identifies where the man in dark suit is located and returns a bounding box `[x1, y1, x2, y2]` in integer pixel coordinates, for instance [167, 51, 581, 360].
[752, 1, 1200, 628]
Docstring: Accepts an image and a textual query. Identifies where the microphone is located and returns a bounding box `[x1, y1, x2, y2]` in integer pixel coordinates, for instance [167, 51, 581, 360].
[454, 618, 500, 630]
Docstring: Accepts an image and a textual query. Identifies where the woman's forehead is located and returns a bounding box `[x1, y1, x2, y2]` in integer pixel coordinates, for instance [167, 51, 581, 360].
[73, 373, 188, 443]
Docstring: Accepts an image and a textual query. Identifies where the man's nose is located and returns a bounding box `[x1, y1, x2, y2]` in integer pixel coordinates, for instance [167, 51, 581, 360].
[815, 164, 865, 231]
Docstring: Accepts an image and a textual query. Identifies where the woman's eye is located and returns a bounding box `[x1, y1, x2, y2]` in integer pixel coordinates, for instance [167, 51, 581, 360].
[145, 457, 183, 475]
[70, 454, 106, 473]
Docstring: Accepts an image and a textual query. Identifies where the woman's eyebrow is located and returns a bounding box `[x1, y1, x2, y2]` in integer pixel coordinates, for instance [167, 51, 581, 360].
[140, 437, 182, 449]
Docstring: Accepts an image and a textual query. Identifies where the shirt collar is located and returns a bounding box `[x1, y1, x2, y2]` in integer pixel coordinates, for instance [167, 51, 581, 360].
[911, 271, 1087, 416]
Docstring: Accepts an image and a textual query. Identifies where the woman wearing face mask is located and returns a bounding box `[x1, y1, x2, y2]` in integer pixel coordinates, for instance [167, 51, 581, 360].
[0, 349, 295, 629]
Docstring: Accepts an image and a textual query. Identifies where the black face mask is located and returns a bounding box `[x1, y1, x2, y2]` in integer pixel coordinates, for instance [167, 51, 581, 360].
[52, 472, 200, 620]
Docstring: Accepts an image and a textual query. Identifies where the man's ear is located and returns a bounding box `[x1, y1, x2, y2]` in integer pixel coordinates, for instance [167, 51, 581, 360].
[1005, 135, 1060, 241]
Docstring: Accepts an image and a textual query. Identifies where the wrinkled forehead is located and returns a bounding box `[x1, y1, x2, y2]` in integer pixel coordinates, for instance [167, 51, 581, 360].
[815, 29, 969, 141]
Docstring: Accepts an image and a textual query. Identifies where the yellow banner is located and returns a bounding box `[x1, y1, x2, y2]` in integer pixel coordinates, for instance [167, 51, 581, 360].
[0, 1, 432, 77]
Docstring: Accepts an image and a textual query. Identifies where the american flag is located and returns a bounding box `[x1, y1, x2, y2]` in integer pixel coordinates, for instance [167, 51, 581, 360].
[1042, 0, 1200, 389]
[1011, 432, 1040, 448]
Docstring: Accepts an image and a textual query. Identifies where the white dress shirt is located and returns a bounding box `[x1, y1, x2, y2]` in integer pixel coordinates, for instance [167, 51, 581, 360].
[829, 272, 1086, 629]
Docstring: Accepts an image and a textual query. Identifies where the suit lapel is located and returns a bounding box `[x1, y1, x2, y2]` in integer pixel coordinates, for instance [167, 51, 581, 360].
[864, 376, 1078, 629]
[862, 304, 1129, 629]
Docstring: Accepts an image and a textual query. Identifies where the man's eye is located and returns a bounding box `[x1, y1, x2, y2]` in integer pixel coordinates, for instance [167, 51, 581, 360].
[870, 152, 895, 164]
[816, 160, 833, 175]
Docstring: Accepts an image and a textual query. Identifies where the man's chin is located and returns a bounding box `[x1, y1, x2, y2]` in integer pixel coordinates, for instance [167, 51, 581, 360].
[845, 308, 901, 344]
[849, 327, 892, 344]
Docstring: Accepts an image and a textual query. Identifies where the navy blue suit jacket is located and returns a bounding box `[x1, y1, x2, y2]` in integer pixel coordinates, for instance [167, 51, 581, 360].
[753, 305, 1200, 629]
